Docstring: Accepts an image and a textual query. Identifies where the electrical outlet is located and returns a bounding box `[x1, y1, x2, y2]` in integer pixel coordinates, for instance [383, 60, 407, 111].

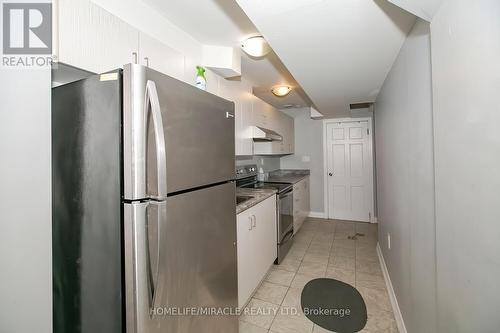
[387, 233, 391, 250]
[301, 155, 311, 162]
[260, 158, 264, 165]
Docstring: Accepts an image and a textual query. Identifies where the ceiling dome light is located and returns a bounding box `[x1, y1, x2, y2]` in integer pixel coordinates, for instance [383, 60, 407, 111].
[241, 36, 271, 57]
[271, 85, 292, 97]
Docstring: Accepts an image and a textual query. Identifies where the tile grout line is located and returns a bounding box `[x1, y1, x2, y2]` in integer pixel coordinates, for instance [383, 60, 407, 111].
[325, 221, 336, 278]
[266, 219, 385, 333]
[243, 229, 309, 332]
[355, 222, 359, 288]
[268, 219, 313, 332]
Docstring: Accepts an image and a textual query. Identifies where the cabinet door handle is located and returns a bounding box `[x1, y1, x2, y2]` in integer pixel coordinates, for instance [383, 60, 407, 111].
[248, 216, 253, 230]
[252, 215, 257, 228]
[144, 57, 149, 67]
[132, 52, 138, 64]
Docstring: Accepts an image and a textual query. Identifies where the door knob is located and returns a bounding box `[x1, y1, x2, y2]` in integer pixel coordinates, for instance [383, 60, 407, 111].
[329, 172, 333, 176]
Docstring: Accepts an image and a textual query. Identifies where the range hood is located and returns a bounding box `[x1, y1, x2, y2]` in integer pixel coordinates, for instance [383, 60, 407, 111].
[252, 126, 283, 142]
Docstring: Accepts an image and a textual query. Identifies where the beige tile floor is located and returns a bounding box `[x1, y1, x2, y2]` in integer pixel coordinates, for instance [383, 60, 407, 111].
[239, 218, 398, 333]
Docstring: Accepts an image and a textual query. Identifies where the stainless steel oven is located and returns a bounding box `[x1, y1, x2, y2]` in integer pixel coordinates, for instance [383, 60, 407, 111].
[277, 187, 294, 263]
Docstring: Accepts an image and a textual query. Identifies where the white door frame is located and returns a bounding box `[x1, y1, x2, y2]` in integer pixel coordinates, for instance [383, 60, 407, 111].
[322, 117, 375, 223]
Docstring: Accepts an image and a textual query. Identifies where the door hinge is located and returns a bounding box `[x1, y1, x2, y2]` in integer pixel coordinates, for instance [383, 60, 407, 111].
[367, 128, 370, 135]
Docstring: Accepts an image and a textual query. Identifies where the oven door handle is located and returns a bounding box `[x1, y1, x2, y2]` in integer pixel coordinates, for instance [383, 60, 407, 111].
[279, 188, 293, 198]
[280, 229, 294, 245]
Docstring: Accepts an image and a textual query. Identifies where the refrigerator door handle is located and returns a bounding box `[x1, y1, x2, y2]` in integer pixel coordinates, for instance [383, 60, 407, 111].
[125, 201, 166, 333]
[145, 202, 161, 312]
[145, 80, 167, 200]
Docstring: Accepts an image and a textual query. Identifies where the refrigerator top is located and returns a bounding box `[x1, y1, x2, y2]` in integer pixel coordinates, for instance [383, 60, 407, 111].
[123, 64, 236, 200]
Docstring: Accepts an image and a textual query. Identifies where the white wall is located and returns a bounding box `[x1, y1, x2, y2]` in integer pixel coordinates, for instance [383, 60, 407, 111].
[375, 19, 437, 333]
[431, 1, 500, 331]
[0, 70, 52, 332]
[280, 110, 325, 216]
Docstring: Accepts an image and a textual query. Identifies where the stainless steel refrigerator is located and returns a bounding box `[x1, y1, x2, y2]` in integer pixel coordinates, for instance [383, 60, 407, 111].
[52, 64, 238, 333]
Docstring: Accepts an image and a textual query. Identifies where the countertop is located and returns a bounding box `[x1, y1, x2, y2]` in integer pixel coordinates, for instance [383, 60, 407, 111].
[236, 188, 276, 214]
[265, 169, 310, 184]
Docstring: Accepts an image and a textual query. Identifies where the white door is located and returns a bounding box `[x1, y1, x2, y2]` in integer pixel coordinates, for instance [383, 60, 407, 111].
[326, 121, 373, 222]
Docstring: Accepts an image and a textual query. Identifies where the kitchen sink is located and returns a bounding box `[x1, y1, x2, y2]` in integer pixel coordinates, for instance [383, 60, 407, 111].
[236, 195, 253, 205]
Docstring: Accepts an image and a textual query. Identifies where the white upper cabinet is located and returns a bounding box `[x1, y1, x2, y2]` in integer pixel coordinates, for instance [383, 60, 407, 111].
[251, 96, 271, 129]
[238, 97, 254, 156]
[252, 96, 294, 155]
[202, 45, 241, 78]
[138, 33, 185, 81]
[277, 111, 295, 154]
[55, 0, 139, 74]
[219, 78, 254, 156]
[55, 0, 185, 80]
[54, 1, 291, 157]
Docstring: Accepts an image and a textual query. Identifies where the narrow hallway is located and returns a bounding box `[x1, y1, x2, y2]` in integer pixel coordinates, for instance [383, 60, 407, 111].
[240, 218, 397, 333]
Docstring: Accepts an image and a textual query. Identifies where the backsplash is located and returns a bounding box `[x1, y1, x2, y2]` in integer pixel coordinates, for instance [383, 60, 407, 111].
[236, 156, 280, 172]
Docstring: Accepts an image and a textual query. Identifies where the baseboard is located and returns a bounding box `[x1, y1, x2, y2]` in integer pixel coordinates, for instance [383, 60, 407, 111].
[308, 211, 326, 218]
[376, 243, 407, 333]
[307, 211, 376, 222]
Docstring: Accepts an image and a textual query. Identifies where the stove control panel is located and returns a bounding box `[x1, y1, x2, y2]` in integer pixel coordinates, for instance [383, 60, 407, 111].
[235, 164, 258, 179]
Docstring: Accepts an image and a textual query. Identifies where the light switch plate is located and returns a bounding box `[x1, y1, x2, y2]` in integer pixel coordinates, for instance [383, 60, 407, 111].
[301, 156, 311, 162]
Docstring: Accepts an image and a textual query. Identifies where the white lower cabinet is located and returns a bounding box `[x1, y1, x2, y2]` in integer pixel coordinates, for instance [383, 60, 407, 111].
[237, 195, 277, 308]
[293, 177, 310, 234]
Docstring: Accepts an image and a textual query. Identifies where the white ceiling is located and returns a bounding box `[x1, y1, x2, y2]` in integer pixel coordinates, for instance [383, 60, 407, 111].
[235, 0, 416, 117]
[242, 51, 312, 109]
[387, 0, 444, 21]
[143, 0, 256, 46]
[143, 0, 311, 108]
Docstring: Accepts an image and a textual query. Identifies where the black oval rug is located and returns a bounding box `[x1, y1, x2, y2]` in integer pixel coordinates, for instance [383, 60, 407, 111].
[301, 278, 367, 333]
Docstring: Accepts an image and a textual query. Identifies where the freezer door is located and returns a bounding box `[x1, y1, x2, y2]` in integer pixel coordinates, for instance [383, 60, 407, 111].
[124, 182, 238, 333]
[123, 64, 235, 200]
